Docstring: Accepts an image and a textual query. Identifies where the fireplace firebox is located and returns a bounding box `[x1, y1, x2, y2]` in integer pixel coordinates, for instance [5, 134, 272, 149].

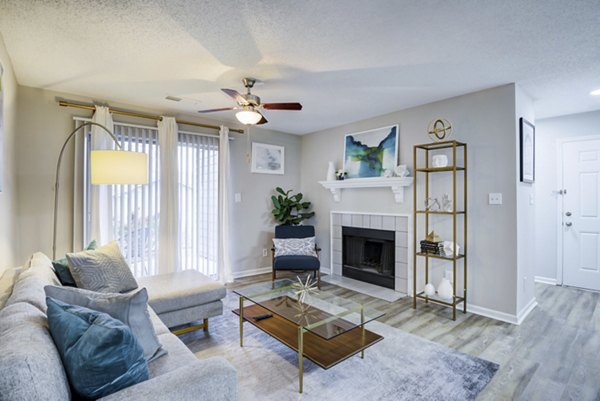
[342, 226, 395, 289]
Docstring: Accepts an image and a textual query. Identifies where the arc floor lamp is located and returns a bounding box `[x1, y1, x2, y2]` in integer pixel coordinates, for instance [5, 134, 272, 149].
[52, 121, 148, 259]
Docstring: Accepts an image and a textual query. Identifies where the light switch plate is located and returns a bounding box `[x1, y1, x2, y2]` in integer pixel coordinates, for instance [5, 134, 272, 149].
[234, 193, 242, 203]
[489, 193, 502, 205]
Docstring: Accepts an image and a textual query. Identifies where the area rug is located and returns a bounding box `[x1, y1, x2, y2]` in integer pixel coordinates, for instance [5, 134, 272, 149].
[191, 298, 498, 401]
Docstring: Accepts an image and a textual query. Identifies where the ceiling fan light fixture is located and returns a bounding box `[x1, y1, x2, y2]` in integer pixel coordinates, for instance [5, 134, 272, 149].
[236, 108, 263, 125]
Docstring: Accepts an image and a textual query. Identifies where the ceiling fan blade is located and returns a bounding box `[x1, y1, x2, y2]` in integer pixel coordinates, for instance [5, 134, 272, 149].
[262, 102, 302, 110]
[197, 107, 235, 113]
[256, 113, 268, 125]
[221, 88, 248, 105]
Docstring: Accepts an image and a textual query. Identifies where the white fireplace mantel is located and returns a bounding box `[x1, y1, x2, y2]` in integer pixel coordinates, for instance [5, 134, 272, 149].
[318, 177, 413, 203]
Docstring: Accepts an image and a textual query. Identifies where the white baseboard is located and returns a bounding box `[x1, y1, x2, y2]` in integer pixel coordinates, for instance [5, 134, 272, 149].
[535, 276, 557, 285]
[231, 266, 272, 279]
[467, 303, 519, 325]
[516, 298, 538, 325]
[232, 266, 331, 280]
[467, 297, 537, 325]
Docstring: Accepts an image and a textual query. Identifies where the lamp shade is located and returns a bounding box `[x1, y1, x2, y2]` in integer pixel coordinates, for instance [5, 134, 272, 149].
[90, 150, 148, 184]
[235, 109, 263, 125]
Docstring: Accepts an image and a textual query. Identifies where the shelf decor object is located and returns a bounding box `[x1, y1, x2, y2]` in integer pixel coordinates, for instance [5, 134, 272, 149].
[318, 176, 413, 203]
[412, 140, 467, 320]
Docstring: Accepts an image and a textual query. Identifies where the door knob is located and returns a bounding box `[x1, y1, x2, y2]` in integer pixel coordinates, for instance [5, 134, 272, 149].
[565, 212, 572, 217]
[565, 222, 573, 227]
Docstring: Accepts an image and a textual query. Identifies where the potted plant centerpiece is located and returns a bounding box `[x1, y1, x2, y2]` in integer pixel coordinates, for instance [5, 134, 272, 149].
[271, 187, 315, 225]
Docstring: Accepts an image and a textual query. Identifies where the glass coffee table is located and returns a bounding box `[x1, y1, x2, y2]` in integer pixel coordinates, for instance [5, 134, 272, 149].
[233, 278, 384, 393]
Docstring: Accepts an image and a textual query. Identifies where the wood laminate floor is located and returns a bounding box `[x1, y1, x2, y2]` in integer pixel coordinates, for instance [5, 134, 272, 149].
[182, 272, 600, 401]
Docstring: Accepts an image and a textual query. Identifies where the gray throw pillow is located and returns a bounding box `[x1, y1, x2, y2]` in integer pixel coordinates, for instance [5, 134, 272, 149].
[66, 241, 138, 293]
[44, 285, 167, 362]
[273, 236, 318, 257]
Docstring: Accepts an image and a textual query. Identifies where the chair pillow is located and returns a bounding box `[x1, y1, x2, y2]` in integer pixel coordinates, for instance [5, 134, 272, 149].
[52, 240, 98, 287]
[45, 285, 166, 362]
[66, 241, 138, 293]
[46, 297, 149, 400]
[273, 236, 318, 257]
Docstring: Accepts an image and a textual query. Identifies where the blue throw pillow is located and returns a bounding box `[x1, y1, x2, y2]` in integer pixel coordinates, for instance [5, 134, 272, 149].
[46, 297, 149, 400]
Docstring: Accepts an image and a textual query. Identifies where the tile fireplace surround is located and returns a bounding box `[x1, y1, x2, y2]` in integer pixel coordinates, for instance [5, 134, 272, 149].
[330, 211, 412, 295]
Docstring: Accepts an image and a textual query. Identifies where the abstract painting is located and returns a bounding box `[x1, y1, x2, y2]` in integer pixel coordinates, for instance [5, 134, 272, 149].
[344, 125, 398, 179]
[519, 118, 535, 183]
[251, 142, 285, 175]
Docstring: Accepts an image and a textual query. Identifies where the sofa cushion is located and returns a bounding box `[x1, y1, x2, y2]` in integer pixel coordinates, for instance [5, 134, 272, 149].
[46, 297, 149, 400]
[137, 270, 226, 315]
[66, 241, 138, 293]
[6, 253, 61, 312]
[52, 240, 98, 287]
[0, 266, 24, 309]
[0, 301, 71, 401]
[273, 255, 320, 270]
[148, 333, 198, 378]
[45, 285, 166, 362]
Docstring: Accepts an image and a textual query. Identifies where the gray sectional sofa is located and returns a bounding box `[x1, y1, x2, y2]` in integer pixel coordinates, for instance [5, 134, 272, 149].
[0, 252, 237, 401]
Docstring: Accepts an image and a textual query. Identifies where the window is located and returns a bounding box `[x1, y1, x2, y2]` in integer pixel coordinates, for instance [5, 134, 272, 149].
[81, 120, 219, 278]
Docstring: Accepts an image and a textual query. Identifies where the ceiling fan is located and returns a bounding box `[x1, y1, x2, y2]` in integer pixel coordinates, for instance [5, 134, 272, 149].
[198, 78, 302, 125]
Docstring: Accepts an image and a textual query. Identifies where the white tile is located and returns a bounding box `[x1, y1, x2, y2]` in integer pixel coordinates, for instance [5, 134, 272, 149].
[332, 263, 342, 275]
[362, 215, 371, 228]
[395, 232, 408, 247]
[332, 251, 342, 265]
[332, 225, 342, 239]
[382, 216, 395, 231]
[395, 262, 408, 279]
[333, 238, 342, 252]
[332, 213, 341, 225]
[396, 216, 408, 232]
[396, 247, 409, 263]
[342, 214, 352, 226]
[395, 277, 408, 294]
[352, 214, 363, 227]
[321, 275, 405, 302]
[370, 215, 382, 229]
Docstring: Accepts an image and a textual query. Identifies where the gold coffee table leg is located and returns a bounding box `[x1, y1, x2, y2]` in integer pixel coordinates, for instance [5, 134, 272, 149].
[298, 327, 305, 393]
[360, 306, 365, 359]
[239, 296, 244, 347]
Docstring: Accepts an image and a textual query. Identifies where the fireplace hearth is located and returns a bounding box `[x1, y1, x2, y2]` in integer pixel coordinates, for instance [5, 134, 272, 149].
[342, 226, 395, 289]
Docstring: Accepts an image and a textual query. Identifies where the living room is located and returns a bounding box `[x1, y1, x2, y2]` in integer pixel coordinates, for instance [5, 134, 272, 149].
[1, 1, 599, 400]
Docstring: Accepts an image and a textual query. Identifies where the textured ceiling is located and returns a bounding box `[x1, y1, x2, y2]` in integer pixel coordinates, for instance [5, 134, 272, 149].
[1, 0, 599, 134]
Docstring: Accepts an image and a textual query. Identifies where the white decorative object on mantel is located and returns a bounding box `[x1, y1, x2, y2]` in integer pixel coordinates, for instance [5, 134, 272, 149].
[326, 161, 336, 181]
[318, 177, 413, 203]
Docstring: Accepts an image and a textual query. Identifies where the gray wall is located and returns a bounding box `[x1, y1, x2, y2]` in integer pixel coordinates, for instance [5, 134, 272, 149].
[13, 85, 300, 276]
[515, 85, 536, 314]
[534, 110, 600, 281]
[301, 84, 522, 316]
[0, 34, 19, 272]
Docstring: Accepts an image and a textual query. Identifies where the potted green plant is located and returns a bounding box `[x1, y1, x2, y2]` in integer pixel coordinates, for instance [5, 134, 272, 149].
[271, 187, 315, 225]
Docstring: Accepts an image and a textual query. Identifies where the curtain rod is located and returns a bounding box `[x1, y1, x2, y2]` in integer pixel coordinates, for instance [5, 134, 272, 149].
[57, 100, 245, 134]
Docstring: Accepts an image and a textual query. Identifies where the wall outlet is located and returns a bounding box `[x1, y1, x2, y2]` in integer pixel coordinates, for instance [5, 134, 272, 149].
[489, 193, 503, 205]
[234, 193, 242, 203]
[262, 248, 268, 257]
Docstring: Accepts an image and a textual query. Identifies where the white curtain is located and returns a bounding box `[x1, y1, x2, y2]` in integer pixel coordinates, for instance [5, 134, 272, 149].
[219, 125, 233, 283]
[158, 117, 179, 274]
[89, 106, 114, 245]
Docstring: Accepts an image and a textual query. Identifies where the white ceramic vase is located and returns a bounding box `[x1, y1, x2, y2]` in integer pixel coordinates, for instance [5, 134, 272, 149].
[326, 161, 336, 181]
[424, 283, 436, 297]
[438, 278, 453, 300]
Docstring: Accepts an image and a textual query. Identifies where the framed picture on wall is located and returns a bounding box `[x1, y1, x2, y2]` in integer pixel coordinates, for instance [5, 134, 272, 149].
[251, 142, 285, 175]
[343, 125, 398, 179]
[519, 118, 535, 183]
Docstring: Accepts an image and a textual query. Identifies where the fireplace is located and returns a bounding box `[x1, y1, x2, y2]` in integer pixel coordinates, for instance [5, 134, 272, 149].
[342, 226, 395, 289]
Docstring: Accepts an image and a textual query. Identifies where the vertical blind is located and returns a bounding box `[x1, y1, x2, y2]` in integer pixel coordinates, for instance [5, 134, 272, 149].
[178, 132, 219, 278]
[81, 120, 220, 278]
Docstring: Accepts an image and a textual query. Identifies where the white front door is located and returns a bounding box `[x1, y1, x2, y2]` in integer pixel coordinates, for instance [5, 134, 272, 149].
[562, 138, 600, 291]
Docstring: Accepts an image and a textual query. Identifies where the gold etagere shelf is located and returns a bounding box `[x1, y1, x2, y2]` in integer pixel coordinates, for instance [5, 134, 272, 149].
[412, 140, 467, 320]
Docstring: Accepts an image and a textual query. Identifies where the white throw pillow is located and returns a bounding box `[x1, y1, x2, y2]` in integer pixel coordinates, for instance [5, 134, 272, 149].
[273, 237, 317, 258]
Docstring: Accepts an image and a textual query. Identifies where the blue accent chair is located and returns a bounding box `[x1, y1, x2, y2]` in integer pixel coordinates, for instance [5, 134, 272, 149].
[272, 225, 321, 288]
